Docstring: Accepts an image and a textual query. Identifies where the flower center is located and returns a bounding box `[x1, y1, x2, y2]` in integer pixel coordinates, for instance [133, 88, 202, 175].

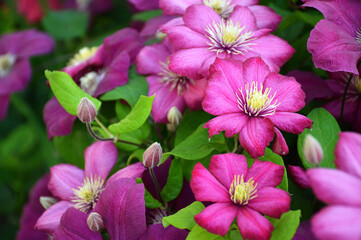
[80, 70, 106, 95]
[67, 47, 98, 67]
[356, 28, 361, 45]
[229, 175, 258, 205]
[0, 54, 16, 78]
[236, 82, 279, 117]
[158, 61, 195, 95]
[148, 208, 168, 225]
[203, 0, 234, 18]
[72, 176, 105, 213]
[205, 19, 256, 55]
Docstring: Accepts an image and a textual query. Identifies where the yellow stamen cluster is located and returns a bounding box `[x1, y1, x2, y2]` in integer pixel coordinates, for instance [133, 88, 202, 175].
[229, 175, 258, 205]
[0, 54, 16, 78]
[67, 47, 98, 67]
[203, 0, 233, 18]
[72, 176, 105, 213]
[356, 77, 361, 93]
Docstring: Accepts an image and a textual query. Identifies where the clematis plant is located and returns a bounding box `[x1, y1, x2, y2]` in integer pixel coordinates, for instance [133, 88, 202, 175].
[203, 57, 313, 158]
[191, 153, 290, 239]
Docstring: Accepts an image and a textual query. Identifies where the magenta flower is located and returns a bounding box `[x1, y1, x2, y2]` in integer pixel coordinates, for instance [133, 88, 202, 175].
[307, 132, 361, 240]
[191, 153, 290, 239]
[160, 0, 282, 31]
[203, 57, 313, 158]
[136, 40, 207, 123]
[163, 5, 294, 80]
[128, 0, 159, 11]
[304, 0, 361, 74]
[35, 141, 145, 234]
[0, 29, 54, 119]
[43, 28, 143, 139]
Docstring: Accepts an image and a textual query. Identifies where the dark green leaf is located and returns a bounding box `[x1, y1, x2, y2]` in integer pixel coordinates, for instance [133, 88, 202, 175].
[136, 178, 162, 209]
[187, 224, 224, 240]
[161, 159, 183, 202]
[269, 210, 301, 240]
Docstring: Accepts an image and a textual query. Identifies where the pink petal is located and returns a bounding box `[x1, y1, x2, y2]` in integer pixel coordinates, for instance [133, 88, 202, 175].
[335, 132, 361, 178]
[312, 206, 361, 240]
[307, 168, 361, 207]
[106, 162, 145, 185]
[169, 48, 216, 80]
[183, 5, 222, 35]
[0, 95, 10, 120]
[129, 0, 159, 11]
[266, 112, 313, 134]
[136, 43, 170, 75]
[242, 57, 271, 86]
[248, 5, 282, 31]
[183, 77, 207, 110]
[43, 98, 77, 139]
[35, 201, 72, 234]
[159, 0, 200, 15]
[146, 75, 186, 123]
[248, 187, 290, 218]
[246, 159, 284, 188]
[208, 153, 248, 189]
[237, 207, 273, 240]
[202, 58, 244, 115]
[195, 203, 238, 236]
[204, 113, 248, 138]
[287, 165, 311, 189]
[0, 59, 31, 95]
[165, 26, 209, 51]
[190, 162, 230, 203]
[239, 117, 275, 158]
[48, 164, 85, 200]
[307, 20, 361, 75]
[84, 141, 117, 180]
[263, 73, 306, 113]
[229, 6, 257, 31]
[232, 0, 259, 6]
[272, 128, 289, 156]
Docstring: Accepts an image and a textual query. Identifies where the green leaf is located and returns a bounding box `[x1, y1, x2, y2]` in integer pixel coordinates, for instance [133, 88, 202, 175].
[132, 10, 163, 21]
[161, 159, 183, 202]
[162, 124, 226, 163]
[100, 67, 148, 107]
[136, 178, 162, 209]
[295, 10, 323, 27]
[46, 70, 101, 116]
[187, 224, 224, 240]
[127, 149, 145, 165]
[42, 10, 88, 40]
[297, 108, 339, 169]
[162, 201, 205, 230]
[114, 121, 151, 152]
[108, 95, 154, 134]
[269, 210, 301, 240]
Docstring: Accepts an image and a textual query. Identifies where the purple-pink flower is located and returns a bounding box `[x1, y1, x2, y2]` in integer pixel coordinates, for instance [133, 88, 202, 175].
[203, 57, 313, 158]
[163, 4, 294, 80]
[43, 28, 143, 139]
[35, 141, 145, 234]
[191, 153, 290, 239]
[307, 132, 361, 240]
[136, 39, 207, 123]
[0, 29, 54, 119]
[304, 0, 361, 74]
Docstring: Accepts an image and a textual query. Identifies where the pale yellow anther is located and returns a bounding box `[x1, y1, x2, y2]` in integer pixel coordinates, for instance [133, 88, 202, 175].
[229, 174, 258, 205]
[68, 47, 98, 67]
[0, 54, 16, 78]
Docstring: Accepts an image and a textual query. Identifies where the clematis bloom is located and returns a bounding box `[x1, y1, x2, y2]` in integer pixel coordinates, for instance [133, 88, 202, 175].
[35, 141, 145, 234]
[307, 132, 361, 240]
[304, 0, 361, 74]
[163, 4, 294, 80]
[203, 57, 313, 158]
[0, 29, 54, 119]
[191, 153, 290, 239]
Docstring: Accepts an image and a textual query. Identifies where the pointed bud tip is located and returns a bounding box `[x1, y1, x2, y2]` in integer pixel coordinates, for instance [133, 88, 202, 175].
[303, 134, 324, 165]
[87, 212, 103, 231]
[143, 142, 163, 168]
[39, 196, 57, 210]
[167, 106, 182, 127]
[77, 97, 97, 123]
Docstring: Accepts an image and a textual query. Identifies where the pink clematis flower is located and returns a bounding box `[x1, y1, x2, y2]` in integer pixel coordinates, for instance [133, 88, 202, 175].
[160, 0, 282, 31]
[304, 0, 361, 74]
[43, 28, 143, 139]
[307, 132, 361, 240]
[136, 39, 207, 123]
[191, 153, 290, 239]
[163, 4, 294, 80]
[203, 57, 313, 158]
[35, 141, 145, 234]
[0, 29, 54, 119]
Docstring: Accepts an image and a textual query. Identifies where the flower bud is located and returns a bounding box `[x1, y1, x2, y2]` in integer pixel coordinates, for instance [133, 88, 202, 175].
[39, 196, 57, 210]
[143, 142, 162, 168]
[303, 134, 324, 165]
[77, 97, 97, 123]
[167, 106, 182, 125]
[87, 212, 103, 231]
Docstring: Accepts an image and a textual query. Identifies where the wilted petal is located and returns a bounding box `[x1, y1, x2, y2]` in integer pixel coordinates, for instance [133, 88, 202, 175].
[237, 207, 273, 240]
